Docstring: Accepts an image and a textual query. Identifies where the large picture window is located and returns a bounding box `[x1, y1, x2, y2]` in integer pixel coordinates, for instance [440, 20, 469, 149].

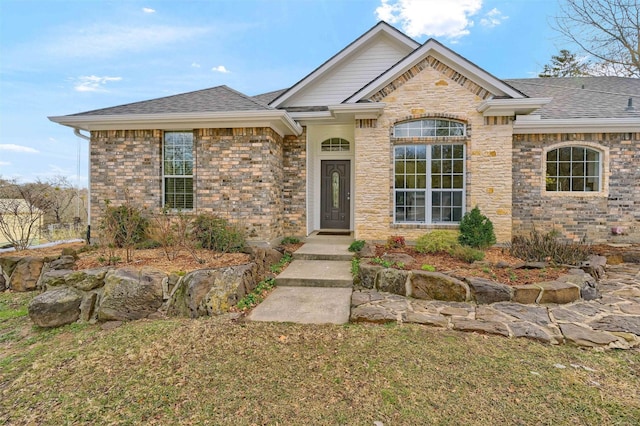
[163, 132, 194, 209]
[394, 144, 465, 223]
[545, 146, 600, 192]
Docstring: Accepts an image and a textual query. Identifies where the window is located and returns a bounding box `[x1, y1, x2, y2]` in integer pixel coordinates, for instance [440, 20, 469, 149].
[393, 119, 465, 138]
[163, 132, 194, 209]
[545, 146, 600, 192]
[321, 138, 350, 152]
[394, 144, 465, 223]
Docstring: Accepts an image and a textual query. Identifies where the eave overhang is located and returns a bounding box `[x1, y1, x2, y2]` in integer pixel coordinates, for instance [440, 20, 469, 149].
[288, 103, 386, 124]
[513, 115, 640, 134]
[476, 98, 552, 116]
[48, 110, 303, 137]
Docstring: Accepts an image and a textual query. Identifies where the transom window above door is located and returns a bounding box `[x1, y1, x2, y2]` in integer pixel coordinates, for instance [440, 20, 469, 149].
[321, 138, 350, 152]
[393, 118, 466, 138]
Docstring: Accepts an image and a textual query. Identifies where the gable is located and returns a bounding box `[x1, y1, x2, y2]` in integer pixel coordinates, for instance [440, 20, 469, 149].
[271, 22, 419, 108]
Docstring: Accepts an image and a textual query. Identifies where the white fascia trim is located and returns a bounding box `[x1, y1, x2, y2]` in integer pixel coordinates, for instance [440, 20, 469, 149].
[49, 110, 303, 137]
[345, 40, 525, 103]
[288, 103, 386, 123]
[270, 23, 419, 109]
[476, 98, 552, 116]
[513, 116, 640, 134]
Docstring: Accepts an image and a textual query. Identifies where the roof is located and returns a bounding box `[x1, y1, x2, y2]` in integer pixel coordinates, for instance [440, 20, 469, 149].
[72, 85, 273, 116]
[505, 77, 640, 119]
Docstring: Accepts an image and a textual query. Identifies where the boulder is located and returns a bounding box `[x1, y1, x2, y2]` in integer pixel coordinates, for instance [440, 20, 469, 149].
[465, 277, 513, 304]
[622, 251, 640, 264]
[168, 264, 257, 318]
[381, 252, 415, 266]
[66, 267, 109, 291]
[512, 285, 541, 304]
[376, 268, 409, 296]
[409, 271, 469, 302]
[589, 315, 640, 336]
[97, 267, 166, 321]
[358, 242, 377, 258]
[28, 286, 82, 328]
[246, 247, 282, 280]
[357, 263, 381, 289]
[9, 257, 45, 292]
[536, 281, 581, 304]
[559, 323, 620, 347]
[0, 256, 22, 279]
[79, 292, 98, 322]
[39, 269, 71, 289]
[581, 255, 607, 280]
[559, 271, 600, 301]
[48, 255, 77, 270]
[0, 273, 5, 292]
[350, 305, 396, 323]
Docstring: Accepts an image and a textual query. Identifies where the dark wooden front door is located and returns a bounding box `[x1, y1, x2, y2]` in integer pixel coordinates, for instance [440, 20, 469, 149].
[321, 160, 350, 229]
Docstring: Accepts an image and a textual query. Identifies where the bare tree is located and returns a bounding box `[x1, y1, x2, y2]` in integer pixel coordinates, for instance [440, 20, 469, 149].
[0, 180, 55, 250]
[555, 0, 640, 77]
[42, 176, 77, 224]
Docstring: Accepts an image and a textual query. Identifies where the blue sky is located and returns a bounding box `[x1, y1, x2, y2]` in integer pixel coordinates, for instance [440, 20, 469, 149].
[0, 0, 564, 187]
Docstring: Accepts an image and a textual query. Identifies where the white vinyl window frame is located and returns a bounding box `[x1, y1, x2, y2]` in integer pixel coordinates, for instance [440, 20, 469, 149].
[162, 131, 194, 210]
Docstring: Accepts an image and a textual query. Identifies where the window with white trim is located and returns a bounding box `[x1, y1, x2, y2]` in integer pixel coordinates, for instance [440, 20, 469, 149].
[394, 144, 465, 223]
[545, 146, 600, 192]
[393, 119, 465, 137]
[163, 131, 194, 209]
[321, 138, 350, 152]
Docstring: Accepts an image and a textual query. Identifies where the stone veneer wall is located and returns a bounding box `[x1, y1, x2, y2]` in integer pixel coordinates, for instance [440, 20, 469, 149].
[282, 128, 307, 237]
[513, 133, 640, 243]
[90, 127, 306, 244]
[90, 130, 163, 239]
[354, 59, 514, 243]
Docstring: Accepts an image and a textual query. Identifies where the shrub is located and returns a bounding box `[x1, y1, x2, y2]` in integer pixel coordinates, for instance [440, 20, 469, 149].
[191, 214, 245, 253]
[458, 206, 496, 249]
[348, 240, 365, 252]
[351, 257, 360, 278]
[448, 245, 485, 263]
[509, 229, 590, 265]
[281, 236, 300, 245]
[421, 264, 436, 272]
[385, 235, 406, 249]
[415, 230, 460, 253]
[101, 204, 149, 248]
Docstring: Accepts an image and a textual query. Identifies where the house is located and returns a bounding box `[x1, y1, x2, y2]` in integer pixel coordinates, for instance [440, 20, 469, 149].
[49, 22, 640, 246]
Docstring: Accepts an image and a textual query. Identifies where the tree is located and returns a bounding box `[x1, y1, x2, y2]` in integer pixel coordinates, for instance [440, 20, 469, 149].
[0, 179, 55, 250]
[554, 0, 640, 77]
[539, 49, 592, 77]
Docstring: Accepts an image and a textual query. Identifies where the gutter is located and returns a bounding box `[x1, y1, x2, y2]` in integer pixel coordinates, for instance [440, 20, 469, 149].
[513, 116, 640, 134]
[73, 128, 91, 243]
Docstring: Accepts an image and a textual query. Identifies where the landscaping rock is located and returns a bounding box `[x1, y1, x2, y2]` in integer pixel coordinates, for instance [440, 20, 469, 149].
[589, 315, 640, 336]
[67, 267, 110, 291]
[465, 277, 513, 304]
[581, 255, 607, 279]
[247, 247, 282, 280]
[381, 252, 415, 266]
[0, 273, 5, 292]
[101, 320, 123, 331]
[350, 305, 397, 323]
[0, 256, 22, 279]
[409, 271, 469, 302]
[509, 321, 561, 344]
[536, 281, 581, 304]
[358, 242, 377, 258]
[404, 311, 448, 327]
[28, 286, 82, 328]
[493, 302, 551, 326]
[168, 264, 257, 318]
[376, 268, 408, 296]
[559, 271, 600, 301]
[79, 292, 98, 322]
[452, 319, 510, 337]
[622, 252, 640, 264]
[351, 290, 372, 307]
[358, 263, 381, 289]
[98, 267, 166, 321]
[49, 255, 76, 270]
[9, 257, 45, 292]
[39, 269, 72, 289]
[559, 323, 620, 347]
[512, 285, 541, 304]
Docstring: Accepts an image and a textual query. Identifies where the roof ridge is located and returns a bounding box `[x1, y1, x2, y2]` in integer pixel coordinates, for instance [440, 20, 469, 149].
[219, 85, 273, 109]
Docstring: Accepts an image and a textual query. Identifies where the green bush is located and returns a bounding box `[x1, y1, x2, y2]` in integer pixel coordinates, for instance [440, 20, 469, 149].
[191, 214, 245, 253]
[348, 240, 366, 252]
[415, 230, 460, 253]
[280, 236, 300, 245]
[101, 204, 149, 248]
[458, 206, 496, 249]
[421, 264, 436, 272]
[448, 245, 485, 263]
[509, 229, 590, 265]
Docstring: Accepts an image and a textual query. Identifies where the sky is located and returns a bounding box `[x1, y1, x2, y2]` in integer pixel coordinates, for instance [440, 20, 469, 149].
[0, 0, 567, 187]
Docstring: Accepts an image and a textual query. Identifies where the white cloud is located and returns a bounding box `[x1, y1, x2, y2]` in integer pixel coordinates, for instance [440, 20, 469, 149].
[192, 62, 201, 68]
[480, 8, 507, 28]
[142, 7, 156, 14]
[0, 144, 39, 154]
[212, 65, 230, 73]
[375, 0, 482, 39]
[0, 161, 11, 166]
[74, 75, 122, 92]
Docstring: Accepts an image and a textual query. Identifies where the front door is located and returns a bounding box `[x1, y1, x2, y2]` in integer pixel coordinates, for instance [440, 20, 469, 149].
[321, 160, 350, 229]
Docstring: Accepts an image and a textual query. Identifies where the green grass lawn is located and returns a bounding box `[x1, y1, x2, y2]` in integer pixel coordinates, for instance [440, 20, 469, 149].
[1, 291, 639, 425]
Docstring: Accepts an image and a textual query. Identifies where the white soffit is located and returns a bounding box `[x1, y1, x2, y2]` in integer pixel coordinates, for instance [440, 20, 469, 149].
[476, 98, 552, 116]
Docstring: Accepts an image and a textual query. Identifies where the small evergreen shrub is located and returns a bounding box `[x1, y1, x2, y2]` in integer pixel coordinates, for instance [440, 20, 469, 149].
[415, 230, 460, 253]
[458, 206, 496, 249]
[448, 245, 485, 263]
[509, 229, 590, 265]
[192, 213, 245, 253]
[348, 240, 366, 252]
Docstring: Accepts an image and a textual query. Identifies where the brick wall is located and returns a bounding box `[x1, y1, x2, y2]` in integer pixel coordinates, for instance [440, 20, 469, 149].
[354, 60, 513, 243]
[513, 133, 640, 243]
[282, 129, 307, 237]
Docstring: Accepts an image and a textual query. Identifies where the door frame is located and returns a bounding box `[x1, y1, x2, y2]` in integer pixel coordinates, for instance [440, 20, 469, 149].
[320, 159, 351, 229]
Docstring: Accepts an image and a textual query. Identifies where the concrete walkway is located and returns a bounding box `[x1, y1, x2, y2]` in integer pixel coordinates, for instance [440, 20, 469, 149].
[351, 263, 640, 349]
[248, 233, 354, 324]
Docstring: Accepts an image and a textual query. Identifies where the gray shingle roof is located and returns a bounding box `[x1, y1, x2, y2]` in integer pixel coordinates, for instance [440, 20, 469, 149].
[72, 85, 272, 116]
[251, 88, 288, 106]
[505, 77, 640, 119]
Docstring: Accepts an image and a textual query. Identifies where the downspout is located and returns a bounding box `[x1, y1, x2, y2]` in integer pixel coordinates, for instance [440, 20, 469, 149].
[73, 128, 91, 243]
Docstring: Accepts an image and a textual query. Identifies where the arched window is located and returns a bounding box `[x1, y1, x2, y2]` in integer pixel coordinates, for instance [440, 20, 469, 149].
[545, 146, 601, 192]
[393, 119, 465, 138]
[321, 138, 350, 152]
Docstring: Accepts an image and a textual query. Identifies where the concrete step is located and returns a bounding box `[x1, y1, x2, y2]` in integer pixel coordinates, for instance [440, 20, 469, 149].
[276, 260, 353, 288]
[293, 241, 354, 261]
[248, 286, 352, 324]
